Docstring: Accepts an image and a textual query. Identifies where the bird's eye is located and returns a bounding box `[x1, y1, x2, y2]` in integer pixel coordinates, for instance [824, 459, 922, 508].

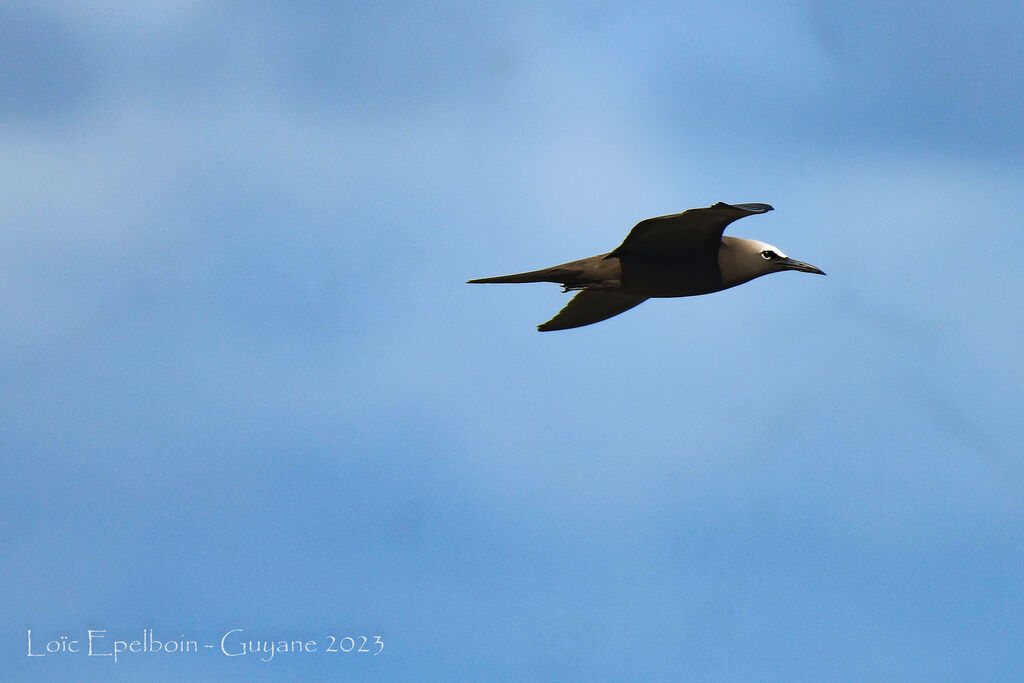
[760, 250, 777, 260]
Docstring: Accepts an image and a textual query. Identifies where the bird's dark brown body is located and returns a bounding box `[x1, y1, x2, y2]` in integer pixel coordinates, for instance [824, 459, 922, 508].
[469, 203, 824, 330]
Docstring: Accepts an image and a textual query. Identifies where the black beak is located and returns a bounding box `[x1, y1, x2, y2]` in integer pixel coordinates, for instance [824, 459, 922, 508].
[778, 257, 826, 275]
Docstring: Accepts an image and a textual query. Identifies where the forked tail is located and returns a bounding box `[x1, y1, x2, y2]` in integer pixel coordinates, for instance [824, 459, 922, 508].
[467, 265, 581, 285]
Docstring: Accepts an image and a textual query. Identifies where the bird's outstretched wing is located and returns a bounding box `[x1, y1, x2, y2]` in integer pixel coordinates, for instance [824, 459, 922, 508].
[538, 290, 648, 331]
[606, 202, 773, 260]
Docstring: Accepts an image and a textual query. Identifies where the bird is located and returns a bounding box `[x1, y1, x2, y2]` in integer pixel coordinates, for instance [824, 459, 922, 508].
[467, 202, 825, 331]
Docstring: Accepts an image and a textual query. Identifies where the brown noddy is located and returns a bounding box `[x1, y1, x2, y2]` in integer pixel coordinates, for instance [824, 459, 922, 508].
[468, 202, 825, 331]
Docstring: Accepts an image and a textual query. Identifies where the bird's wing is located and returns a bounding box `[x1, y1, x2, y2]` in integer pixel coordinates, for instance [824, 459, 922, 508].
[607, 202, 773, 260]
[538, 290, 648, 331]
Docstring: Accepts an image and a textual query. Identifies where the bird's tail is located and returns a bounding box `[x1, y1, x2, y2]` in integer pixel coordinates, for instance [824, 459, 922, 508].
[467, 265, 579, 285]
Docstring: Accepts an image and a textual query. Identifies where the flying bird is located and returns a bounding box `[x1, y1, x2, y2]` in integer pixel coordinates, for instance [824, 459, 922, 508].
[468, 202, 825, 331]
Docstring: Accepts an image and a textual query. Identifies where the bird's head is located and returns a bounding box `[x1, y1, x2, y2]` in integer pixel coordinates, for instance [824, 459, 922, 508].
[720, 237, 826, 287]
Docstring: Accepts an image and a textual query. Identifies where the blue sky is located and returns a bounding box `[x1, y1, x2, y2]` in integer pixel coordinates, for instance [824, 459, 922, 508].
[3, 1, 1023, 680]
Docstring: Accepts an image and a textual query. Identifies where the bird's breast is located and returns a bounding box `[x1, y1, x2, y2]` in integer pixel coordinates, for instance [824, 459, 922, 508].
[617, 254, 723, 297]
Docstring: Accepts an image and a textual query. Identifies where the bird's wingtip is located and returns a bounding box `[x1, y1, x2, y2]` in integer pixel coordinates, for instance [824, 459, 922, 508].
[731, 202, 774, 213]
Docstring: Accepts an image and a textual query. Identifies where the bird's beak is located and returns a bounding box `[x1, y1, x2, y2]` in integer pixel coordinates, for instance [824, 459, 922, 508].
[778, 257, 826, 275]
